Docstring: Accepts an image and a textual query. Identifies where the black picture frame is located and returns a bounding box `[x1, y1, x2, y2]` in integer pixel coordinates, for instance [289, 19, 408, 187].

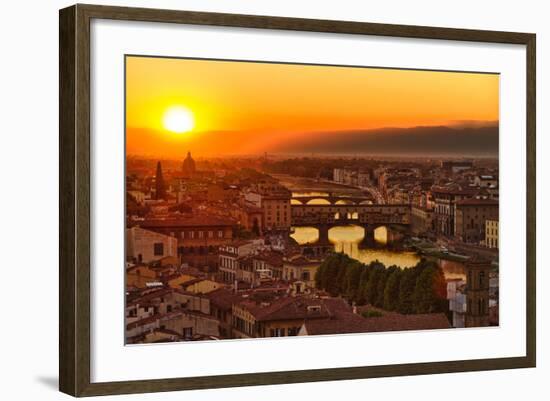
[59, 3, 536, 397]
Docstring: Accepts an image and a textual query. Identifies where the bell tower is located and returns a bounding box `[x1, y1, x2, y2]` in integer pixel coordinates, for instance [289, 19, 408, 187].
[465, 255, 491, 327]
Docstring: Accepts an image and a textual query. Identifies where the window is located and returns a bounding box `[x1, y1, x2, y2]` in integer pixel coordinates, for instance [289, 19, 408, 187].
[479, 270, 485, 287]
[153, 242, 164, 256]
[270, 328, 284, 337]
[189, 231, 195, 239]
[288, 327, 300, 336]
[218, 230, 223, 238]
[198, 231, 204, 239]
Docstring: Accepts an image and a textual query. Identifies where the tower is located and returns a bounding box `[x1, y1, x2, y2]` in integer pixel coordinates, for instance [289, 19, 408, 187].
[465, 255, 491, 327]
[155, 161, 166, 200]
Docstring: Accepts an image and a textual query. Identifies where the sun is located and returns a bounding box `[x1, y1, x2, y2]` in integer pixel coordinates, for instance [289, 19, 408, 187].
[162, 106, 195, 133]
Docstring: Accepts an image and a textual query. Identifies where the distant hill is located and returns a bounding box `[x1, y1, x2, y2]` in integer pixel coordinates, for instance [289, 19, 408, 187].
[272, 125, 499, 157]
[126, 123, 498, 158]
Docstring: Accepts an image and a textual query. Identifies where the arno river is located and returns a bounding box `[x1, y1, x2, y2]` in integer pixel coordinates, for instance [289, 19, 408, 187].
[291, 225, 421, 267]
[290, 191, 466, 280]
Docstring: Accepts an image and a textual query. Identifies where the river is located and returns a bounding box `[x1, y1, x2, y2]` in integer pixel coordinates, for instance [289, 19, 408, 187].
[290, 192, 465, 279]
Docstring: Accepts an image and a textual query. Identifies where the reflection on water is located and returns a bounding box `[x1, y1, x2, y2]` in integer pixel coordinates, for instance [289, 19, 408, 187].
[291, 225, 466, 280]
[291, 225, 421, 268]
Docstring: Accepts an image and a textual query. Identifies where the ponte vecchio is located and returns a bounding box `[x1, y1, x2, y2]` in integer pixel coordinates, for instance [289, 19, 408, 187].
[291, 203, 411, 244]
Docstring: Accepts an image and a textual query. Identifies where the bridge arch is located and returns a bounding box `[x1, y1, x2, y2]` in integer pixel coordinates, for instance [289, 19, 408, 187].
[334, 199, 355, 205]
[373, 226, 389, 244]
[306, 198, 331, 205]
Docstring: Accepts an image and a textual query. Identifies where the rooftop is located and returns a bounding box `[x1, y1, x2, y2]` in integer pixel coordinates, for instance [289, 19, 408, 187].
[456, 198, 499, 206]
[302, 311, 450, 335]
[136, 215, 236, 228]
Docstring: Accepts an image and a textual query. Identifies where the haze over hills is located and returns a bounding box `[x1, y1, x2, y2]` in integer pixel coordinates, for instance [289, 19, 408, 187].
[272, 124, 499, 157]
[126, 122, 498, 159]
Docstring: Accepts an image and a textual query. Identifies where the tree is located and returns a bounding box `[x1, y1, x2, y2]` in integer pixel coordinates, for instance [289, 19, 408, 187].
[365, 262, 384, 305]
[384, 269, 402, 311]
[413, 265, 448, 313]
[343, 261, 363, 301]
[375, 270, 389, 307]
[398, 268, 416, 314]
[334, 254, 351, 294]
[356, 266, 371, 305]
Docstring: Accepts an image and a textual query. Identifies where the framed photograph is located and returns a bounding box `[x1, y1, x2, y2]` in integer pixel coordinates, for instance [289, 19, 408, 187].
[59, 4, 536, 397]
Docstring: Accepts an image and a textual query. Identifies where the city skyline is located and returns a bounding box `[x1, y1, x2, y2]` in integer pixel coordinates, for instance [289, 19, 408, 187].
[125, 55, 499, 344]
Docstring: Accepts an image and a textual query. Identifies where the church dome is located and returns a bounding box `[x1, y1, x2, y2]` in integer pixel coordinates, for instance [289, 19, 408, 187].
[182, 151, 196, 175]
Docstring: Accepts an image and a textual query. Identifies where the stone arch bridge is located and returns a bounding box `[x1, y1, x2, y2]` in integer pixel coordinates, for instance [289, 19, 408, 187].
[291, 203, 411, 244]
[291, 193, 375, 205]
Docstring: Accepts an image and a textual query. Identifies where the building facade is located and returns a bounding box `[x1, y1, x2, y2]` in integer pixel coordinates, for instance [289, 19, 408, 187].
[465, 257, 492, 327]
[431, 186, 476, 237]
[245, 182, 291, 232]
[126, 226, 178, 263]
[218, 239, 264, 283]
[454, 199, 498, 244]
[410, 206, 434, 235]
[485, 219, 499, 249]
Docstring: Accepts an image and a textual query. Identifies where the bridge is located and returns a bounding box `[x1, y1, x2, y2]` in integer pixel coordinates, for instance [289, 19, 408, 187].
[291, 203, 410, 244]
[291, 193, 375, 205]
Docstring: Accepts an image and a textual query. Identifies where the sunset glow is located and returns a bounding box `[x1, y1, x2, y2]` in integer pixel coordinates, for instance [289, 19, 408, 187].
[125, 56, 499, 158]
[163, 106, 195, 134]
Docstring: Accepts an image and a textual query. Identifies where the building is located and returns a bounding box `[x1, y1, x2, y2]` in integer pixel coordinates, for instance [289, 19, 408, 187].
[135, 214, 236, 255]
[207, 183, 239, 202]
[126, 226, 178, 264]
[244, 182, 291, 232]
[218, 239, 264, 283]
[182, 151, 196, 177]
[207, 288, 241, 338]
[282, 254, 321, 290]
[252, 251, 284, 281]
[127, 190, 146, 204]
[126, 264, 160, 288]
[333, 168, 345, 183]
[230, 202, 263, 235]
[300, 308, 450, 336]
[431, 186, 476, 236]
[168, 275, 224, 294]
[454, 198, 498, 243]
[485, 219, 499, 248]
[231, 297, 351, 339]
[447, 279, 467, 328]
[441, 160, 473, 173]
[126, 287, 220, 342]
[464, 256, 492, 327]
[410, 206, 434, 235]
[474, 174, 498, 189]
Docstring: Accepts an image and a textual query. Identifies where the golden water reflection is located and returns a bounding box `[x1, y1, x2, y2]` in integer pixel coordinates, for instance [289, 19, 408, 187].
[291, 225, 421, 268]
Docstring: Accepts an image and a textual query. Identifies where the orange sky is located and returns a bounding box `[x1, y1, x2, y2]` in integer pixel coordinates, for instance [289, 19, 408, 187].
[126, 56, 499, 158]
